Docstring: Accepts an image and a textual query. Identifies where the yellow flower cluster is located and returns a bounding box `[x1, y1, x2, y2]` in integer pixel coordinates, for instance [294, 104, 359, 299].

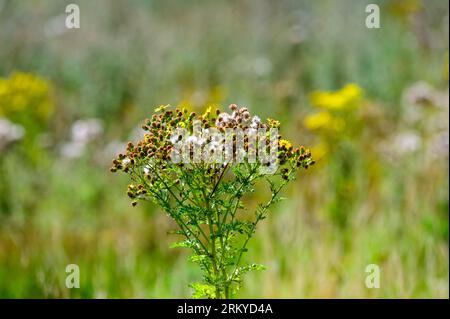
[304, 111, 345, 132]
[304, 83, 364, 160]
[309, 83, 362, 111]
[279, 139, 292, 151]
[387, 0, 422, 19]
[0, 72, 53, 123]
[304, 83, 363, 132]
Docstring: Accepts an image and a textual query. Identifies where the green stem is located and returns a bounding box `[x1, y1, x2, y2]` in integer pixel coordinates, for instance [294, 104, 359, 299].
[229, 174, 290, 283]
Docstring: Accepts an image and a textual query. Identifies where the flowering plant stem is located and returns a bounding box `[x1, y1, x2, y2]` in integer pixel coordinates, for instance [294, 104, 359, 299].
[111, 104, 314, 298]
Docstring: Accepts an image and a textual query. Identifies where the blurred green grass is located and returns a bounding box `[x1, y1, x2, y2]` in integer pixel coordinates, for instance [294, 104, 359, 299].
[0, 0, 448, 298]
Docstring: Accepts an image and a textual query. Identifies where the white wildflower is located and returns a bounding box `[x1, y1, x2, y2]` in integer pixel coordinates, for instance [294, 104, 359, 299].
[71, 119, 103, 144]
[250, 116, 261, 129]
[216, 113, 232, 127]
[60, 141, 85, 159]
[394, 132, 421, 154]
[61, 118, 104, 159]
[0, 118, 25, 152]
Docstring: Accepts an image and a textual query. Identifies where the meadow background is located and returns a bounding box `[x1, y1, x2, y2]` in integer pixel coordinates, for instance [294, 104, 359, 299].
[0, 0, 448, 298]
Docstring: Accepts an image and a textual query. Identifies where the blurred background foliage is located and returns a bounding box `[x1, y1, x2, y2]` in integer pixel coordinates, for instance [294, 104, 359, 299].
[0, 0, 448, 298]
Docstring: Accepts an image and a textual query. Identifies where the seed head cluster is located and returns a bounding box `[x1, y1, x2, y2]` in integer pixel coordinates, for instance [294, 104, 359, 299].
[111, 104, 314, 200]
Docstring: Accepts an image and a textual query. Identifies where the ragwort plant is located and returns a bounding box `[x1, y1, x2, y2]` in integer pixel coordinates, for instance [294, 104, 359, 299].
[111, 104, 314, 298]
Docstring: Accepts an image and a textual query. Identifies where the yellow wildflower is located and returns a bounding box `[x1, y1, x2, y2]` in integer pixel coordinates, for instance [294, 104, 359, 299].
[309, 83, 363, 110]
[279, 139, 293, 150]
[0, 72, 53, 121]
[267, 118, 280, 128]
[340, 83, 363, 101]
[201, 106, 212, 120]
[304, 111, 344, 132]
[0, 79, 8, 97]
[387, 0, 422, 19]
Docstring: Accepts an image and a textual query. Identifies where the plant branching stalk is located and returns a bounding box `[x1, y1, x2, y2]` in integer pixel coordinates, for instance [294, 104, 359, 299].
[230, 174, 290, 283]
[111, 104, 314, 298]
